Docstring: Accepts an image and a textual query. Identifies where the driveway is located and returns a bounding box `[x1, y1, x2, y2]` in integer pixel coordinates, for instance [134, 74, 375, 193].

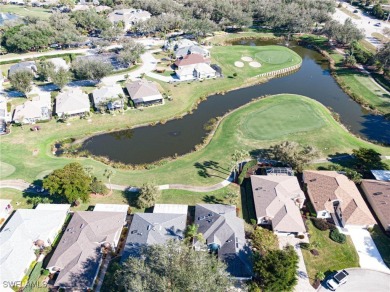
[278, 235, 315, 292]
[317, 268, 390, 292]
[346, 227, 389, 273]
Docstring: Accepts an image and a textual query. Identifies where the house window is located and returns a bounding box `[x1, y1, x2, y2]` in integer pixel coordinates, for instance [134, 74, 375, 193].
[322, 212, 327, 216]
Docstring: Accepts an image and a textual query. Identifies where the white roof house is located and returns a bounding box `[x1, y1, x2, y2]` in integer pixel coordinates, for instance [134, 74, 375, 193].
[55, 88, 90, 117]
[35, 204, 71, 212]
[92, 84, 124, 110]
[153, 204, 188, 215]
[176, 63, 216, 81]
[0, 205, 70, 283]
[126, 80, 163, 106]
[108, 9, 151, 30]
[12, 93, 51, 124]
[48, 58, 69, 72]
[94, 204, 129, 213]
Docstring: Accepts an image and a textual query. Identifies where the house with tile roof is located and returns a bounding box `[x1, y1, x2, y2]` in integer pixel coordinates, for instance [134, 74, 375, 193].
[47, 211, 126, 289]
[108, 8, 151, 31]
[92, 84, 124, 111]
[250, 175, 306, 234]
[126, 80, 163, 107]
[174, 45, 210, 59]
[0, 205, 70, 284]
[55, 88, 90, 117]
[174, 54, 211, 70]
[164, 38, 197, 51]
[361, 180, 390, 232]
[303, 170, 376, 227]
[12, 93, 51, 124]
[121, 211, 187, 261]
[193, 204, 252, 279]
[8, 61, 37, 77]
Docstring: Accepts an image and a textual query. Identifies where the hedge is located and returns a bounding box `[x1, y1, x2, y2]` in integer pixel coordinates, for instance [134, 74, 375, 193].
[23, 261, 43, 292]
[237, 160, 257, 185]
[311, 218, 330, 231]
[330, 229, 346, 244]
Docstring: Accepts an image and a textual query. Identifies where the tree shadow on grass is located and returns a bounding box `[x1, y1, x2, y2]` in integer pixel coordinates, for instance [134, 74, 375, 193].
[194, 161, 230, 180]
[121, 190, 140, 208]
[202, 195, 223, 204]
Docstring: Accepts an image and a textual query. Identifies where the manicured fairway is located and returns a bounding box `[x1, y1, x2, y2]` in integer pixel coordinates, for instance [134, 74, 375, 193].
[0, 162, 16, 179]
[242, 99, 326, 140]
[1, 94, 389, 187]
[0, 5, 52, 19]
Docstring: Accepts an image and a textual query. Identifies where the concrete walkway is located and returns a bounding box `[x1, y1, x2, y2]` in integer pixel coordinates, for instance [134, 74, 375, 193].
[345, 227, 389, 273]
[277, 235, 315, 292]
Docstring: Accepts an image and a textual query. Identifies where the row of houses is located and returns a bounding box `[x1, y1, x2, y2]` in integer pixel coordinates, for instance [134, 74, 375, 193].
[0, 202, 251, 290]
[249, 168, 390, 236]
[12, 80, 163, 124]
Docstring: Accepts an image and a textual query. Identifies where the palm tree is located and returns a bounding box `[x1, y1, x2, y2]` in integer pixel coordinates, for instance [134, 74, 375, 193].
[184, 224, 204, 245]
[104, 169, 115, 191]
[230, 150, 249, 182]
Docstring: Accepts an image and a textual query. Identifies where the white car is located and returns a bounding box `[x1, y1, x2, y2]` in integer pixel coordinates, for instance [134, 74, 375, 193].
[326, 270, 349, 291]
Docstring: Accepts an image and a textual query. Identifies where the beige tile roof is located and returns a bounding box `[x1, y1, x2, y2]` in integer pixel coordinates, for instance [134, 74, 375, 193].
[303, 171, 376, 226]
[361, 179, 390, 230]
[125, 80, 162, 103]
[250, 175, 306, 233]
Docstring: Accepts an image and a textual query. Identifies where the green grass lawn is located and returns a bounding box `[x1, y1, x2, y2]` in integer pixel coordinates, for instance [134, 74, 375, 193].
[1, 94, 388, 189]
[1, 4, 52, 19]
[370, 225, 390, 268]
[302, 220, 359, 284]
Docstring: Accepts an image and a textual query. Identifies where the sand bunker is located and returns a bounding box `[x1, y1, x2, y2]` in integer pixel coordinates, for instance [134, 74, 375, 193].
[241, 56, 253, 62]
[249, 61, 261, 68]
[234, 61, 244, 68]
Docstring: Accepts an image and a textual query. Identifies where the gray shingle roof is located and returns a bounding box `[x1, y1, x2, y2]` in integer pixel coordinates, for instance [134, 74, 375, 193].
[8, 61, 37, 77]
[47, 211, 126, 289]
[194, 204, 252, 278]
[121, 213, 186, 261]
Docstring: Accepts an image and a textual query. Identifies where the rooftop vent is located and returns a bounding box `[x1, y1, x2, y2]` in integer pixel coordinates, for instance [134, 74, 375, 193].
[310, 179, 316, 182]
[374, 192, 383, 196]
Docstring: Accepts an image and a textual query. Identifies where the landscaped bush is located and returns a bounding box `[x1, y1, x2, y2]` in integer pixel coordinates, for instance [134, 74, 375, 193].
[330, 229, 346, 244]
[300, 242, 310, 250]
[311, 218, 329, 231]
[310, 249, 320, 256]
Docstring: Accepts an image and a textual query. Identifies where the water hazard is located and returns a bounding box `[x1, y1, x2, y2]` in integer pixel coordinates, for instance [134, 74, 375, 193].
[81, 40, 390, 164]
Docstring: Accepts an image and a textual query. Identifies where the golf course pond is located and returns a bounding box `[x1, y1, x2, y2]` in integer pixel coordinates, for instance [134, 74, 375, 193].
[81, 40, 390, 164]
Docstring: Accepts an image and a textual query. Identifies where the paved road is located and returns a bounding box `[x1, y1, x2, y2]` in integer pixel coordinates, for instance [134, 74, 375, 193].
[317, 268, 390, 292]
[334, 1, 390, 49]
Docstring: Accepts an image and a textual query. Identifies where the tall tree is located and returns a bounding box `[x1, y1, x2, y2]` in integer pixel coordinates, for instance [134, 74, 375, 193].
[37, 60, 55, 82]
[9, 70, 34, 96]
[269, 141, 319, 172]
[50, 68, 71, 90]
[251, 227, 279, 256]
[136, 183, 161, 208]
[72, 59, 113, 81]
[114, 241, 231, 292]
[352, 147, 385, 170]
[376, 42, 390, 71]
[253, 245, 299, 292]
[43, 162, 92, 204]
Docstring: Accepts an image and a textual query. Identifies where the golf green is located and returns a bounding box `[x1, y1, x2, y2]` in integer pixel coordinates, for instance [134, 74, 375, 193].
[255, 50, 294, 64]
[241, 98, 326, 140]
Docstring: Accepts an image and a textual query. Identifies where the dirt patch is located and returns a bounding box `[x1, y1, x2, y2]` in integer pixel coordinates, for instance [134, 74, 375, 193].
[90, 191, 113, 198]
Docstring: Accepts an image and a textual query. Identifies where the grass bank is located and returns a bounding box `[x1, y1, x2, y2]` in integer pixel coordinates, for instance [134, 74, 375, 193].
[1, 94, 389, 187]
[370, 225, 390, 268]
[302, 220, 359, 285]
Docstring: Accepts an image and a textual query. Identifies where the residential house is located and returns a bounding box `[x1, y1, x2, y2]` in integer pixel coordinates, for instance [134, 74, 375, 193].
[193, 204, 252, 279]
[174, 54, 211, 70]
[0, 204, 70, 284]
[47, 58, 69, 72]
[371, 170, 390, 182]
[250, 175, 306, 234]
[303, 170, 376, 228]
[164, 39, 197, 51]
[92, 84, 124, 111]
[47, 211, 126, 290]
[108, 9, 151, 31]
[361, 180, 390, 232]
[126, 80, 163, 107]
[174, 45, 210, 59]
[0, 199, 12, 227]
[12, 93, 51, 124]
[8, 61, 37, 78]
[55, 88, 90, 117]
[121, 210, 187, 261]
[76, 54, 127, 71]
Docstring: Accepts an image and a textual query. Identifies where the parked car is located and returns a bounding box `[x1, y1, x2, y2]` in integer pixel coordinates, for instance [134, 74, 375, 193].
[374, 23, 382, 27]
[353, 9, 358, 13]
[326, 270, 349, 291]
